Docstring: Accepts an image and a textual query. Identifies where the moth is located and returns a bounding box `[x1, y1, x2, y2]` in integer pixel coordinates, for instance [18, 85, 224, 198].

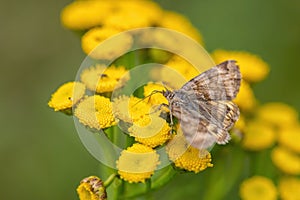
[162, 60, 241, 151]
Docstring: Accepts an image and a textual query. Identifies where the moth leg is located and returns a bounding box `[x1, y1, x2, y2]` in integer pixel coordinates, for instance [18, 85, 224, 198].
[198, 149, 209, 158]
[147, 103, 169, 115]
[147, 105, 162, 115]
[169, 110, 173, 126]
[150, 103, 174, 134]
[167, 104, 175, 134]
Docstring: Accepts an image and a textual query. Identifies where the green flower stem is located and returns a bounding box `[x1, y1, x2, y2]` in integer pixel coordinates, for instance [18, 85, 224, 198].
[252, 148, 277, 180]
[115, 51, 139, 70]
[112, 125, 120, 146]
[145, 179, 151, 192]
[123, 182, 148, 198]
[105, 127, 114, 142]
[203, 146, 245, 200]
[122, 166, 177, 199]
[151, 165, 177, 190]
[104, 173, 117, 188]
[111, 178, 124, 200]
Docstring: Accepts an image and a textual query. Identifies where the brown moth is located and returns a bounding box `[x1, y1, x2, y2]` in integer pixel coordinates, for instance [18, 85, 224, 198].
[162, 60, 241, 151]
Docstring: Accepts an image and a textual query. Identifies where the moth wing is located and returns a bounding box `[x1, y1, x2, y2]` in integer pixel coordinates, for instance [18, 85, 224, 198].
[177, 106, 216, 150]
[175, 100, 239, 150]
[197, 100, 240, 145]
[198, 100, 240, 131]
[181, 60, 241, 101]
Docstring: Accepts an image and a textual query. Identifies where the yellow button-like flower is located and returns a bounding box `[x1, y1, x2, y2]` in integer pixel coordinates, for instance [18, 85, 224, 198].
[81, 27, 133, 60]
[158, 67, 187, 89]
[234, 80, 257, 111]
[61, 0, 113, 30]
[116, 143, 160, 183]
[112, 95, 153, 123]
[77, 176, 107, 200]
[143, 82, 169, 106]
[242, 120, 276, 151]
[48, 82, 86, 112]
[103, 0, 163, 30]
[258, 102, 298, 129]
[128, 115, 171, 148]
[74, 95, 116, 130]
[154, 55, 200, 89]
[234, 114, 246, 132]
[166, 134, 213, 173]
[239, 176, 277, 200]
[158, 11, 203, 44]
[211, 49, 269, 82]
[81, 64, 129, 93]
[231, 114, 245, 142]
[166, 55, 200, 81]
[271, 146, 300, 175]
[278, 126, 300, 154]
[279, 177, 300, 200]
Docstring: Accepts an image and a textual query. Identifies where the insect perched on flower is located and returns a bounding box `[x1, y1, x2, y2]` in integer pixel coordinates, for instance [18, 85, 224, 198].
[162, 60, 241, 151]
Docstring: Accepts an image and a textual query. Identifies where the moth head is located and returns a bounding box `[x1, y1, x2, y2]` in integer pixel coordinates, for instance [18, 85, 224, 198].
[162, 88, 174, 100]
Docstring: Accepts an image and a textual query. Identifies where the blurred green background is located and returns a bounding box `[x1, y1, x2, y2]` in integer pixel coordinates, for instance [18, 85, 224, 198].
[0, 0, 299, 199]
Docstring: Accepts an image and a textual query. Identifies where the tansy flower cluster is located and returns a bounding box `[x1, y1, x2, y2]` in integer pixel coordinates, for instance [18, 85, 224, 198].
[48, 0, 300, 199]
[50, 2, 214, 199]
[61, 0, 203, 60]
[49, 71, 214, 198]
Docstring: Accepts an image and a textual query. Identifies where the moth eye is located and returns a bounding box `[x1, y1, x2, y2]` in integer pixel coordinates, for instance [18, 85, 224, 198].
[173, 101, 180, 107]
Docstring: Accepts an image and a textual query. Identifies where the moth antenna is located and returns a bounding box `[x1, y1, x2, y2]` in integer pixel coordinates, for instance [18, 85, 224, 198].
[145, 103, 169, 116]
[132, 90, 163, 107]
[162, 84, 171, 93]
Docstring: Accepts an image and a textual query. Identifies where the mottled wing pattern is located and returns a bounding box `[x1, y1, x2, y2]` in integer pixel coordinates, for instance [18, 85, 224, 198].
[181, 60, 241, 100]
[166, 60, 241, 150]
[198, 100, 240, 131]
[171, 97, 239, 149]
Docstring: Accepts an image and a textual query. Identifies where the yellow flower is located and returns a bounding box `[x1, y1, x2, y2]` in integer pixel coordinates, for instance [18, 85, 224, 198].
[128, 115, 171, 148]
[166, 55, 200, 80]
[239, 176, 277, 200]
[211, 49, 269, 82]
[234, 114, 246, 132]
[116, 143, 160, 183]
[234, 80, 256, 111]
[242, 120, 276, 151]
[271, 146, 300, 175]
[154, 55, 201, 89]
[166, 134, 213, 173]
[257, 102, 298, 129]
[74, 95, 116, 130]
[61, 0, 113, 30]
[231, 114, 245, 142]
[158, 66, 187, 89]
[48, 82, 85, 112]
[278, 125, 300, 154]
[81, 64, 129, 93]
[112, 95, 153, 123]
[143, 82, 169, 106]
[103, 0, 163, 30]
[158, 11, 203, 44]
[81, 27, 133, 60]
[61, 0, 163, 31]
[279, 177, 300, 200]
[77, 176, 107, 200]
